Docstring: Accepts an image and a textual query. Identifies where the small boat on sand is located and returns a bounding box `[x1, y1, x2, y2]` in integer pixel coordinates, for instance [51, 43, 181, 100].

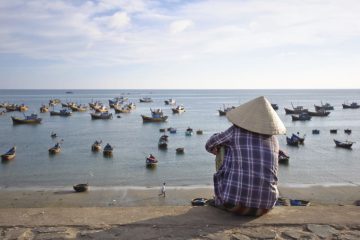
[334, 139, 354, 149]
[91, 140, 102, 152]
[49, 143, 61, 154]
[12, 114, 42, 124]
[103, 143, 113, 156]
[1, 146, 16, 161]
[146, 154, 158, 168]
[73, 183, 88, 192]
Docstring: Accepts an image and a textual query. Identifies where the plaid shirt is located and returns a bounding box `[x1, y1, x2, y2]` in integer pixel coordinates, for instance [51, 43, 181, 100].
[205, 125, 279, 209]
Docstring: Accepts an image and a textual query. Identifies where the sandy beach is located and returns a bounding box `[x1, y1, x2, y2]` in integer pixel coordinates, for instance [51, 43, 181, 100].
[0, 184, 359, 208]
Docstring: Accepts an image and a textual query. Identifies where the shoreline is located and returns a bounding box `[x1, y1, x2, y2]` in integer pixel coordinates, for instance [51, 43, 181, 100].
[0, 185, 359, 208]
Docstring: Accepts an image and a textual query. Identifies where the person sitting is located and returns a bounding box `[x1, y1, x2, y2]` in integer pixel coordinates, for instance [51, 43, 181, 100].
[205, 96, 286, 217]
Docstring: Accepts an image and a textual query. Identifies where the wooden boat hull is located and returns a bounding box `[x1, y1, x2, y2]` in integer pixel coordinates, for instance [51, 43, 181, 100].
[141, 115, 168, 122]
[172, 108, 185, 113]
[11, 117, 42, 124]
[314, 105, 334, 111]
[176, 148, 184, 154]
[103, 150, 113, 156]
[114, 108, 130, 113]
[73, 184, 88, 192]
[90, 113, 112, 120]
[284, 108, 308, 114]
[49, 147, 61, 154]
[50, 111, 72, 116]
[334, 140, 353, 149]
[342, 104, 360, 109]
[91, 145, 101, 151]
[1, 154, 15, 161]
[308, 111, 330, 117]
[40, 108, 49, 113]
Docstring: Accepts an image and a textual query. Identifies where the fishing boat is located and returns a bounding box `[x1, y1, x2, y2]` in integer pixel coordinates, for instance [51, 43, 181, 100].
[48, 143, 61, 154]
[1, 146, 16, 161]
[18, 104, 29, 112]
[196, 129, 203, 135]
[70, 104, 87, 112]
[5, 104, 18, 112]
[172, 105, 185, 113]
[286, 136, 299, 146]
[91, 140, 102, 151]
[271, 103, 279, 110]
[164, 99, 176, 105]
[114, 105, 131, 113]
[12, 114, 42, 124]
[50, 109, 72, 116]
[291, 133, 305, 144]
[168, 127, 177, 134]
[291, 113, 311, 121]
[95, 105, 109, 113]
[141, 115, 168, 122]
[49, 99, 61, 106]
[218, 105, 235, 116]
[344, 129, 352, 134]
[40, 105, 49, 113]
[278, 150, 289, 164]
[334, 139, 354, 149]
[312, 129, 320, 134]
[126, 102, 136, 110]
[109, 97, 127, 106]
[159, 128, 166, 132]
[158, 138, 168, 149]
[185, 127, 193, 136]
[284, 105, 308, 114]
[314, 102, 334, 111]
[90, 112, 113, 120]
[139, 97, 153, 103]
[308, 109, 330, 117]
[330, 129, 338, 134]
[73, 183, 88, 192]
[103, 143, 113, 156]
[176, 148, 185, 154]
[146, 154, 158, 167]
[342, 102, 360, 109]
[89, 101, 102, 110]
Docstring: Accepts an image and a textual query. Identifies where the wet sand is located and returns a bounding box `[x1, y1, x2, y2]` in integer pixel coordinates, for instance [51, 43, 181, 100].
[0, 185, 359, 208]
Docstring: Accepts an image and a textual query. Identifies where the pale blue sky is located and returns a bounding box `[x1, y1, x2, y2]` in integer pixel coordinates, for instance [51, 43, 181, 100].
[0, 0, 360, 89]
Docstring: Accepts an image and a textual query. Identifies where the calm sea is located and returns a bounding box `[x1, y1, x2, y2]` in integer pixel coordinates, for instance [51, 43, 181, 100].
[0, 89, 359, 188]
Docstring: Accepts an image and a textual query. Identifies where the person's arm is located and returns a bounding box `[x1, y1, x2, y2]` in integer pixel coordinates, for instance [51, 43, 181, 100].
[205, 126, 234, 155]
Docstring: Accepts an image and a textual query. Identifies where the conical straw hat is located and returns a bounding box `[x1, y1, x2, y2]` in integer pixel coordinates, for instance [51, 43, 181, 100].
[226, 96, 286, 135]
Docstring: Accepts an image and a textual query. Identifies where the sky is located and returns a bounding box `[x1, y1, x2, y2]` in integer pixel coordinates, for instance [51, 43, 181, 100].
[0, 0, 360, 89]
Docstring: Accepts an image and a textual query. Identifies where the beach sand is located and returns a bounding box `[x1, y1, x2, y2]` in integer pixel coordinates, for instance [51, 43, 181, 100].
[0, 184, 359, 208]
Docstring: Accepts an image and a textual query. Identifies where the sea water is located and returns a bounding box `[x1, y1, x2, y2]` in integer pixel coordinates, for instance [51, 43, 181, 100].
[0, 89, 359, 188]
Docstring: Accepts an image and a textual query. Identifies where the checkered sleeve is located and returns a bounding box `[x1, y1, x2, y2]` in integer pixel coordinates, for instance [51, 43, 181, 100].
[205, 125, 234, 153]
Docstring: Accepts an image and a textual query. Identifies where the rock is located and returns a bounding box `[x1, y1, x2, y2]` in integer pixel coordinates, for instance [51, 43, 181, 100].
[306, 224, 338, 239]
[339, 231, 360, 240]
[236, 228, 277, 239]
[230, 233, 251, 240]
[3, 228, 33, 240]
[34, 232, 72, 240]
[282, 230, 316, 240]
[205, 232, 231, 240]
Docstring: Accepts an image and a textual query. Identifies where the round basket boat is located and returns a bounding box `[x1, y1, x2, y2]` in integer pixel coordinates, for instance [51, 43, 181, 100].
[73, 183, 89, 193]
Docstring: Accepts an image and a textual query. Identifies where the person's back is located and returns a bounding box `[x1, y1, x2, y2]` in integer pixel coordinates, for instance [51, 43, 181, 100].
[205, 96, 286, 216]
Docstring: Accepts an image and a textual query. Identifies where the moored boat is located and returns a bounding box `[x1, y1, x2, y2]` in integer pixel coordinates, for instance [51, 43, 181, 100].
[312, 129, 320, 134]
[314, 102, 334, 111]
[286, 136, 299, 146]
[114, 105, 131, 113]
[164, 98, 176, 105]
[1, 146, 16, 161]
[172, 105, 185, 113]
[330, 129, 338, 134]
[334, 139, 354, 149]
[50, 109, 72, 116]
[139, 97, 153, 103]
[291, 113, 311, 121]
[342, 102, 360, 109]
[91, 140, 102, 152]
[284, 105, 308, 114]
[146, 154, 158, 167]
[218, 105, 235, 116]
[12, 114, 42, 124]
[40, 105, 49, 113]
[168, 127, 177, 134]
[291, 133, 305, 144]
[48, 143, 61, 154]
[271, 103, 279, 110]
[103, 143, 113, 156]
[90, 112, 113, 120]
[278, 150, 289, 164]
[176, 148, 184, 154]
[141, 115, 168, 122]
[308, 109, 330, 117]
[344, 129, 352, 134]
[196, 129, 203, 135]
[185, 127, 193, 136]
